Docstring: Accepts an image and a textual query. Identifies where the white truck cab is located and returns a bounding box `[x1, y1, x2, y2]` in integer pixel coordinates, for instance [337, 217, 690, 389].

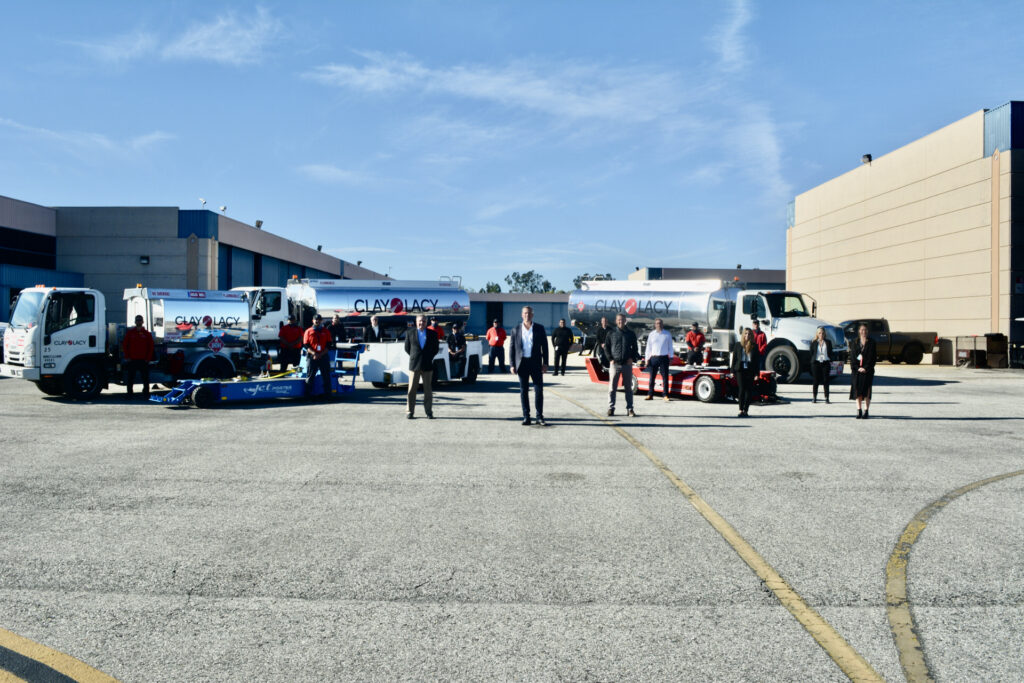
[1, 286, 109, 396]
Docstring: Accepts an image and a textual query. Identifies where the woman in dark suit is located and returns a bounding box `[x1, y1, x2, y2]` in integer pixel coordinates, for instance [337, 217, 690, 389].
[731, 328, 760, 417]
[849, 323, 877, 419]
[809, 326, 833, 404]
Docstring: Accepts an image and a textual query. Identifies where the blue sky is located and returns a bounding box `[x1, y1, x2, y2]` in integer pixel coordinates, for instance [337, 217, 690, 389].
[2, 1, 1022, 291]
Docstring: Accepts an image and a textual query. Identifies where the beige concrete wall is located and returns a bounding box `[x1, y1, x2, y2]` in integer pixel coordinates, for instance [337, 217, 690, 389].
[788, 110, 1014, 342]
[54, 207, 194, 321]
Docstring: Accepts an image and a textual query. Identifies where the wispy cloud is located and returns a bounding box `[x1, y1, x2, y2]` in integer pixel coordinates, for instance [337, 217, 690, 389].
[297, 164, 375, 186]
[710, 0, 753, 74]
[70, 31, 157, 64]
[461, 224, 512, 238]
[475, 196, 550, 221]
[306, 52, 683, 124]
[0, 117, 173, 157]
[162, 8, 281, 65]
[73, 8, 280, 67]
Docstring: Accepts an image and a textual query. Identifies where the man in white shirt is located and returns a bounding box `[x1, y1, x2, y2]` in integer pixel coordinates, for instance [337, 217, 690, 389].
[644, 318, 674, 401]
[509, 306, 549, 426]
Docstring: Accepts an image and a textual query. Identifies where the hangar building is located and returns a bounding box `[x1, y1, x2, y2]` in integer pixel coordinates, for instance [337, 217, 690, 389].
[787, 101, 1023, 358]
[1, 195, 382, 321]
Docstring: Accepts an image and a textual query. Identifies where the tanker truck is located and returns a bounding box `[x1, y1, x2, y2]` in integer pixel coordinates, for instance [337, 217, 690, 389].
[1, 286, 269, 399]
[568, 279, 847, 383]
[276, 277, 483, 386]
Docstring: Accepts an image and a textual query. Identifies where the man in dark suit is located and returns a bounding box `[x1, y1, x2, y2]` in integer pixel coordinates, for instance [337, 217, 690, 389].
[365, 315, 384, 342]
[509, 305, 549, 426]
[404, 314, 439, 419]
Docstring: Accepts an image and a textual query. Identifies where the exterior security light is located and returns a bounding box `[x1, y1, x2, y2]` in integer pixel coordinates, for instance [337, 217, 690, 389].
[254, 220, 263, 229]
[316, 245, 323, 252]
[861, 154, 872, 164]
[139, 255, 150, 265]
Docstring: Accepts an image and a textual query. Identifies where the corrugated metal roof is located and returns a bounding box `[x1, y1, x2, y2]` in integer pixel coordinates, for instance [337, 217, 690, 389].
[984, 101, 1023, 156]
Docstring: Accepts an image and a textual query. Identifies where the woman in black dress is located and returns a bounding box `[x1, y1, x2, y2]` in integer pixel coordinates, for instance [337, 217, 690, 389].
[809, 326, 833, 403]
[731, 328, 760, 417]
[849, 323, 877, 419]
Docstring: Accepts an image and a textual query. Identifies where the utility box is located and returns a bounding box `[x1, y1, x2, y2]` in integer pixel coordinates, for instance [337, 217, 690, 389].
[955, 334, 1008, 368]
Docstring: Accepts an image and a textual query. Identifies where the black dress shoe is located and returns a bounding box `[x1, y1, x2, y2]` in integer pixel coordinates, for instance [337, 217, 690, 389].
[426, 412, 434, 419]
[406, 412, 414, 419]
[536, 417, 546, 426]
[521, 417, 532, 425]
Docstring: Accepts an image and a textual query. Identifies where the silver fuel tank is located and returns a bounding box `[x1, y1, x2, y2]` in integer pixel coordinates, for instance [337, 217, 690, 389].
[568, 279, 727, 337]
[287, 279, 471, 325]
[124, 288, 252, 347]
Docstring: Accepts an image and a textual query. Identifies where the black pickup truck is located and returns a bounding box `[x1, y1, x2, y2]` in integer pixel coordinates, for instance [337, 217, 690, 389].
[839, 318, 939, 365]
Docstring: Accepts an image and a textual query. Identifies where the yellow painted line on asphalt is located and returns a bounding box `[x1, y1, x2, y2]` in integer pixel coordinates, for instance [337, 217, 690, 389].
[885, 468, 1024, 683]
[0, 627, 118, 683]
[551, 389, 884, 683]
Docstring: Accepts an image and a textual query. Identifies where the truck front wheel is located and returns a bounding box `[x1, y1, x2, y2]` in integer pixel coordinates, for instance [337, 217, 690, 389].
[765, 346, 800, 384]
[902, 344, 924, 365]
[63, 362, 103, 400]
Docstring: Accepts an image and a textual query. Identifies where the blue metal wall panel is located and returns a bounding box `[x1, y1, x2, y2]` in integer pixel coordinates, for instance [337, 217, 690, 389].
[217, 243, 231, 290]
[178, 210, 218, 239]
[0, 264, 84, 321]
[984, 101, 1024, 156]
[231, 248, 254, 288]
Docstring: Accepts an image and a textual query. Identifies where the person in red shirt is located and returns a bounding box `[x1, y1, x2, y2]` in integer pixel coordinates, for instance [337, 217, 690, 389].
[684, 321, 706, 366]
[485, 318, 507, 373]
[751, 318, 768, 369]
[303, 314, 335, 399]
[277, 315, 303, 372]
[427, 317, 445, 342]
[122, 314, 155, 398]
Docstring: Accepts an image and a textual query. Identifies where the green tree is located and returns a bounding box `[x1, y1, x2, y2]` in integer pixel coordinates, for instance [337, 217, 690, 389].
[481, 281, 502, 293]
[572, 272, 613, 289]
[504, 270, 546, 293]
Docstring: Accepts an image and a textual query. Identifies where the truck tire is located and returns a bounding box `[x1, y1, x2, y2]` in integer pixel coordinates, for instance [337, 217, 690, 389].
[765, 345, 800, 384]
[462, 357, 479, 384]
[192, 384, 215, 409]
[695, 375, 718, 402]
[902, 344, 924, 365]
[35, 377, 65, 396]
[197, 356, 234, 380]
[63, 361, 103, 400]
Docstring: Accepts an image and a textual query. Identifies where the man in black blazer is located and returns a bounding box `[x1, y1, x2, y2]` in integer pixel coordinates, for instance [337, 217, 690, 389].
[365, 315, 384, 342]
[509, 305, 549, 426]
[404, 314, 439, 419]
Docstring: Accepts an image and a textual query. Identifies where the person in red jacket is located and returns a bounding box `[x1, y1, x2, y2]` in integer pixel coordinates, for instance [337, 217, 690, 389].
[751, 318, 768, 369]
[277, 315, 303, 372]
[485, 319, 507, 373]
[303, 314, 335, 399]
[122, 315, 155, 398]
[684, 321, 706, 366]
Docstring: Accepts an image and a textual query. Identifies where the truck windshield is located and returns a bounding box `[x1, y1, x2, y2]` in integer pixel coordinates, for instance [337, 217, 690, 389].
[764, 293, 810, 318]
[9, 291, 45, 329]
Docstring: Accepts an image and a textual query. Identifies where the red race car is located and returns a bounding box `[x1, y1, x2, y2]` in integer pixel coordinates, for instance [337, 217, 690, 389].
[584, 357, 777, 403]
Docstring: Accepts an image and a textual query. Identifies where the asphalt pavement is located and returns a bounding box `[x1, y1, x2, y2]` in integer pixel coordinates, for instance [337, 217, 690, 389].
[1, 357, 1022, 682]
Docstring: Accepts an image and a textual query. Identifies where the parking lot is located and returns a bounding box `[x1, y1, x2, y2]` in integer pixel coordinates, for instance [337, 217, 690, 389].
[1, 358, 1022, 682]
